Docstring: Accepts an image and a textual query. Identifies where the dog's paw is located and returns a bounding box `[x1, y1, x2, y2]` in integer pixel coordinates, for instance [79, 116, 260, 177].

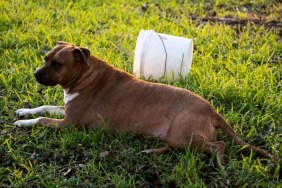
[13, 118, 41, 127]
[16, 108, 34, 117]
[140, 149, 153, 154]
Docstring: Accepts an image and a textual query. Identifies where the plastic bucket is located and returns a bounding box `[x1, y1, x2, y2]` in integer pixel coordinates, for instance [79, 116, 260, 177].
[133, 29, 193, 81]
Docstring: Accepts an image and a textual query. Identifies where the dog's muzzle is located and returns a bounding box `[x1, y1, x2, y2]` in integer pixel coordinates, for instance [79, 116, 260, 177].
[33, 67, 57, 86]
[34, 68, 42, 82]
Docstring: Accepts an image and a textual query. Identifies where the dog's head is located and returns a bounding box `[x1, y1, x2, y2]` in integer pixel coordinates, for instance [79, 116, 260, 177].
[34, 41, 90, 88]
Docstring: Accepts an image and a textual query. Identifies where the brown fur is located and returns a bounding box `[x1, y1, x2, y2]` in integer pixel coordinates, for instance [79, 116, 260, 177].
[16, 41, 275, 164]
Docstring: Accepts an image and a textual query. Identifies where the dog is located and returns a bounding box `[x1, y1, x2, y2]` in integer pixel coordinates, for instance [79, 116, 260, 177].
[14, 41, 274, 164]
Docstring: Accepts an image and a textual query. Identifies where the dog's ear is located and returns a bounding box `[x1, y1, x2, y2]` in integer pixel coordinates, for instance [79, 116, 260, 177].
[72, 47, 90, 66]
[56, 41, 74, 46]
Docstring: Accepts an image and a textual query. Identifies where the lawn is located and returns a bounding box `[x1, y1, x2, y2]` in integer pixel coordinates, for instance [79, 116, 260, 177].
[0, 0, 281, 187]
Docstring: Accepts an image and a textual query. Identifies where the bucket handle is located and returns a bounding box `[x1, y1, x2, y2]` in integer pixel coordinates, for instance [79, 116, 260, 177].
[155, 32, 168, 79]
[140, 30, 168, 81]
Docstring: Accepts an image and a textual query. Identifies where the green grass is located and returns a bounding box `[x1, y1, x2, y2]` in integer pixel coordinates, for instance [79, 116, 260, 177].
[1, 0, 282, 187]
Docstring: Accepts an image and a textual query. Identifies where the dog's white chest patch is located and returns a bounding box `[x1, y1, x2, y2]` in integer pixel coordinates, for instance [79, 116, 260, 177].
[64, 89, 79, 105]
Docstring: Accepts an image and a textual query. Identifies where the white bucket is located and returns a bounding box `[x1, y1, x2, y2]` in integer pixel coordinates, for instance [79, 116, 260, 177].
[133, 29, 193, 81]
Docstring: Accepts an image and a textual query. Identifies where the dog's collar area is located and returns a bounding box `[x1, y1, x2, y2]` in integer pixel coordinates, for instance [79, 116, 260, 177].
[64, 89, 79, 105]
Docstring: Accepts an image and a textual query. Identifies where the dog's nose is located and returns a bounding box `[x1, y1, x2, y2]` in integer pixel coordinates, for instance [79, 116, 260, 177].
[34, 67, 41, 74]
[34, 68, 41, 79]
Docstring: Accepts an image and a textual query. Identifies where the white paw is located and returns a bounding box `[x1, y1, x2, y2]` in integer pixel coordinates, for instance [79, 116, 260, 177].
[13, 118, 41, 127]
[16, 108, 34, 117]
[140, 149, 153, 154]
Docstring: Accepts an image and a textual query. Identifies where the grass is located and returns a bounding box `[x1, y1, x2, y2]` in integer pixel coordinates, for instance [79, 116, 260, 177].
[0, 0, 281, 187]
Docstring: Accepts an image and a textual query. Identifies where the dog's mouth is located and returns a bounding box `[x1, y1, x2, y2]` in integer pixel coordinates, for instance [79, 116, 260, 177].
[35, 76, 57, 86]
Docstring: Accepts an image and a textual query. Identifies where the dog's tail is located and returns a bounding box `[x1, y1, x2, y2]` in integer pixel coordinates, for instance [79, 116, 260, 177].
[215, 112, 275, 160]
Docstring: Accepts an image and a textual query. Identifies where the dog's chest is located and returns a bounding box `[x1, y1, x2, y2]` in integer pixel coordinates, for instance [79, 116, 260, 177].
[64, 89, 79, 105]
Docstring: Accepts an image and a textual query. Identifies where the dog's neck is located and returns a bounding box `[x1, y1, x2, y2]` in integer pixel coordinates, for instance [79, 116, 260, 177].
[62, 55, 132, 95]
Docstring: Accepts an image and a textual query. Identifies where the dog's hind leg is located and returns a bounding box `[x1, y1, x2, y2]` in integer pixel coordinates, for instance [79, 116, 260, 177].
[182, 135, 226, 166]
[141, 146, 170, 155]
[16, 106, 65, 117]
[203, 141, 226, 165]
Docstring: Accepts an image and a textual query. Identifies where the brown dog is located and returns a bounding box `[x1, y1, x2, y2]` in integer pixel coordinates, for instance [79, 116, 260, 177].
[14, 41, 274, 164]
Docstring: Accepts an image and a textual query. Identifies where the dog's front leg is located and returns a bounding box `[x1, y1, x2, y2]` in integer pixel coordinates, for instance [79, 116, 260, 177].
[16, 106, 65, 117]
[13, 117, 67, 128]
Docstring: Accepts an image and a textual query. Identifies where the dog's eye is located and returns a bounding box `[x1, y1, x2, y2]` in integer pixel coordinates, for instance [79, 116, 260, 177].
[52, 60, 63, 67]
